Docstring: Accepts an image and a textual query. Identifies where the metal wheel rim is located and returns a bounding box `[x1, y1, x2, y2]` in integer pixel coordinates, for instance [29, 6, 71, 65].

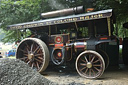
[16, 38, 49, 72]
[76, 50, 105, 79]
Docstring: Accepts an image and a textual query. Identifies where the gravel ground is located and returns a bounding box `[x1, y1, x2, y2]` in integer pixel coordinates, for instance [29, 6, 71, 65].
[44, 64, 128, 85]
[1, 58, 128, 85]
[0, 58, 56, 85]
[0, 58, 84, 85]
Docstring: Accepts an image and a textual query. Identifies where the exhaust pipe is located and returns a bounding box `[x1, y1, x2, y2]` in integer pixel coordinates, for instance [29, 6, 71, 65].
[41, 6, 85, 18]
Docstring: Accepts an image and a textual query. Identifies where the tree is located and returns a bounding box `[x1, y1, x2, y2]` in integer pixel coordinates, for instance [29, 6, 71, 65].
[0, 0, 95, 43]
[1, 0, 128, 43]
[47, 0, 94, 9]
[94, 0, 128, 37]
[0, 0, 51, 43]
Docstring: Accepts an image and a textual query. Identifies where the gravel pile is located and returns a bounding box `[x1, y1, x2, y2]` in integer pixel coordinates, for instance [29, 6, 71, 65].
[0, 58, 56, 85]
[0, 58, 84, 85]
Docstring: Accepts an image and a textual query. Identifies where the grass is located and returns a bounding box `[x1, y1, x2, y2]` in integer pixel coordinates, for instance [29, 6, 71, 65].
[7, 56, 16, 59]
[119, 47, 122, 58]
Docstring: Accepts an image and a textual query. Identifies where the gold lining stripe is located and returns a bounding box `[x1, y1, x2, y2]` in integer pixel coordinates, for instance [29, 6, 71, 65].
[107, 17, 111, 36]
[49, 25, 51, 36]
[75, 22, 78, 31]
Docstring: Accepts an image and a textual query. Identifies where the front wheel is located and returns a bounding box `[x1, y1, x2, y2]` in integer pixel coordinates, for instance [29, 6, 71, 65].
[76, 50, 105, 79]
[16, 38, 50, 74]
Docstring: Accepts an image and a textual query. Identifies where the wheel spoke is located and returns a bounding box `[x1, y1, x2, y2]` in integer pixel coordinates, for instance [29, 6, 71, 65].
[35, 58, 42, 63]
[34, 53, 43, 57]
[80, 66, 87, 71]
[84, 56, 88, 63]
[37, 57, 43, 60]
[26, 48, 30, 53]
[25, 43, 30, 53]
[36, 61, 40, 70]
[25, 58, 29, 62]
[94, 67, 100, 72]
[36, 49, 42, 53]
[19, 57, 27, 60]
[93, 64, 101, 67]
[80, 63, 86, 66]
[76, 51, 105, 78]
[30, 42, 34, 52]
[85, 68, 88, 74]
[25, 42, 30, 50]
[33, 46, 40, 53]
[27, 59, 31, 64]
[91, 56, 95, 62]
[16, 38, 49, 73]
[89, 69, 91, 77]
[81, 59, 87, 63]
[19, 48, 27, 53]
[91, 69, 96, 76]
[93, 59, 100, 63]
[31, 63, 34, 69]
[23, 54, 28, 57]
[29, 62, 32, 67]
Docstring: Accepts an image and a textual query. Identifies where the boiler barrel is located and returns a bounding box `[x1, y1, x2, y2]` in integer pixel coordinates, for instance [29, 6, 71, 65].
[41, 6, 85, 18]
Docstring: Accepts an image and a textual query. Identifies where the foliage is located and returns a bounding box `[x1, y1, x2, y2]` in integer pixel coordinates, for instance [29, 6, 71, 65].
[47, 0, 94, 9]
[0, 0, 94, 43]
[0, 0, 128, 43]
[94, 0, 128, 37]
[0, 29, 5, 41]
[0, 0, 51, 43]
[45, 0, 128, 38]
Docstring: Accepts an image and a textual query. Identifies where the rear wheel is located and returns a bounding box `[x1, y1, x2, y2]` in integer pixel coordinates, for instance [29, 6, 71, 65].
[76, 50, 105, 79]
[97, 49, 109, 69]
[16, 38, 49, 73]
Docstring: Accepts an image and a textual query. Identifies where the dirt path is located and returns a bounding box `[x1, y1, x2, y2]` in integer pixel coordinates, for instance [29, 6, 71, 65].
[1, 58, 128, 85]
[44, 64, 128, 85]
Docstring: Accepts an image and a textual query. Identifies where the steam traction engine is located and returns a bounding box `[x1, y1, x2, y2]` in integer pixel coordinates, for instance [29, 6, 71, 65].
[7, 6, 119, 79]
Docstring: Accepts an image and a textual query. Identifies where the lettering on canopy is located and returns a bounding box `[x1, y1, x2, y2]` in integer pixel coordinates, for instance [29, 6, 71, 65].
[9, 12, 111, 30]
